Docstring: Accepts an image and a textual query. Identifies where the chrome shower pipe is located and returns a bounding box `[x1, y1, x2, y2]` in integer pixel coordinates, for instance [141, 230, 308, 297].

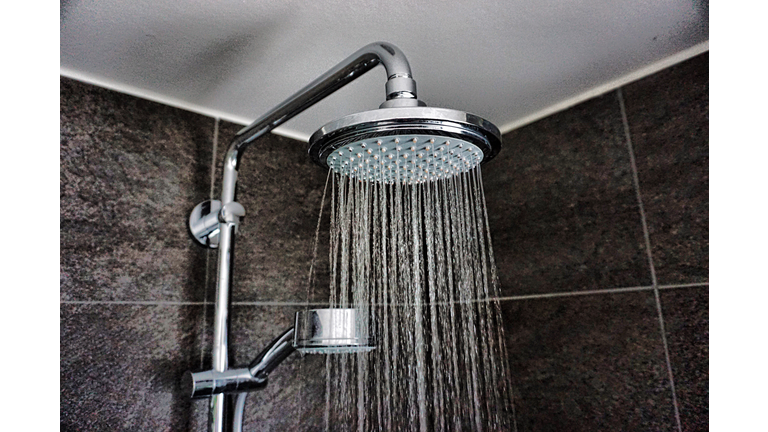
[219, 41, 422, 205]
[208, 42, 420, 432]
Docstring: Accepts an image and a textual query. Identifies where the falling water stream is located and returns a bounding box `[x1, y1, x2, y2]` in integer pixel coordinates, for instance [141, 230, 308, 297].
[307, 165, 514, 431]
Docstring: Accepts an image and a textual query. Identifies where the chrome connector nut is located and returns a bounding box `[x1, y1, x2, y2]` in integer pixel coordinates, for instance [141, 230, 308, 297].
[219, 202, 246, 224]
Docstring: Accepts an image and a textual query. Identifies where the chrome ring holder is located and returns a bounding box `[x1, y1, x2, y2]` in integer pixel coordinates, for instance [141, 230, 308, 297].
[188, 200, 222, 248]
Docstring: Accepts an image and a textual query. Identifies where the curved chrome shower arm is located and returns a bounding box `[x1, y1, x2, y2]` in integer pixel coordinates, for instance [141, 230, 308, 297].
[220, 41, 423, 204]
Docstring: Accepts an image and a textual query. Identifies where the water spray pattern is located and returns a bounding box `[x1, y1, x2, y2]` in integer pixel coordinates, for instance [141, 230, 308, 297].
[318, 166, 515, 431]
[326, 135, 485, 184]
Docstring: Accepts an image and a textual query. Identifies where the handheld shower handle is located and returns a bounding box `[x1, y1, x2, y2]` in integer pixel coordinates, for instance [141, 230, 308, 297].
[185, 327, 296, 399]
[185, 368, 266, 399]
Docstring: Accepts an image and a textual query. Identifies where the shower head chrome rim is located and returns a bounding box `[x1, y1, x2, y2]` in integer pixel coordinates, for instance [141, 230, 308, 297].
[308, 107, 501, 183]
[294, 308, 375, 354]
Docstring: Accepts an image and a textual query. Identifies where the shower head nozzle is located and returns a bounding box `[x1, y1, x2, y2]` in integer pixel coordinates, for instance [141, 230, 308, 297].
[293, 308, 375, 354]
[308, 107, 501, 184]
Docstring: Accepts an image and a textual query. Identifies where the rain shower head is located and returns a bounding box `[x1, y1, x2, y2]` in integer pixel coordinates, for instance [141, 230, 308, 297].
[294, 308, 375, 354]
[308, 106, 502, 184]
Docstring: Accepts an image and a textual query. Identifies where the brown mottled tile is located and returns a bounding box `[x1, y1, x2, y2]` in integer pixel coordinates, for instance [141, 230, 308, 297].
[206, 121, 331, 303]
[623, 53, 709, 285]
[60, 77, 216, 302]
[501, 291, 677, 431]
[60, 304, 205, 431]
[483, 91, 651, 296]
[660, 287, 709, 431]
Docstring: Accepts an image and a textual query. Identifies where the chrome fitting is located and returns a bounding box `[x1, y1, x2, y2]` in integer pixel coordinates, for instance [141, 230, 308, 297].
[379, 97, 427, 108]
[380, 75, 425, 108]
[385, 76, 417, 100]
[219, 202, 246, 224]
[188, 200, 222, 248]
[184, 368, 267, 399]
[188, 201, 246, 248]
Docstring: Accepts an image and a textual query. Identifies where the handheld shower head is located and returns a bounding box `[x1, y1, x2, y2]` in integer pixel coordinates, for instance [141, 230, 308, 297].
[308, 106, 501, 184]
[294, 308, 375, 354]
[186, 308, 373, 399]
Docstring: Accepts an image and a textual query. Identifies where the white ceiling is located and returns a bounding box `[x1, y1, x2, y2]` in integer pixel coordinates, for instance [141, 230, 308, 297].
[60, 0, 708, 141]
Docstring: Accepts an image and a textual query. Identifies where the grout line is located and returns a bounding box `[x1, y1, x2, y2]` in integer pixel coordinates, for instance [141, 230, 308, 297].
[231, 301, 330, 307]
[617, 88, 659, 290]
[618, 88, 683, 432]
[240, 285, 656, 306]
[200, 118, 220, 369]
[658, 282, 709, 290]
[200, 259, 211, 372]
[200, 253, 211, 369]
[651, 290, 683, 432]
[209, 119, 219, 199]
[492, 285, 654, 302]
[59, 281, 709, 307]
[60, 300, 207, 305]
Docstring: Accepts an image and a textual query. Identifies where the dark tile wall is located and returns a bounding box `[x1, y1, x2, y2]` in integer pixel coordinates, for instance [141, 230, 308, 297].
[660, 287, 709, 432]
[501, 292, 676, 431]
[60, 304, 205, 431]
[61, 52, 707, 431]
[623, 54, 709, 285]
[59, 77, 327, 431]
[60, 79, 215, 302]
[483, 92, 651, 296]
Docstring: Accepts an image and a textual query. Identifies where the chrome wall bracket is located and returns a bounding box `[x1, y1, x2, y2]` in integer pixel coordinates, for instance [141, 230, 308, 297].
[189, 200, 246, 248]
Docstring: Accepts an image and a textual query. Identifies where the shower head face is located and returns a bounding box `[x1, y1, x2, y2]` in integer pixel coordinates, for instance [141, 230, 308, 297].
[308, 107, 501, 184]
[294, 308, 375, 354]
